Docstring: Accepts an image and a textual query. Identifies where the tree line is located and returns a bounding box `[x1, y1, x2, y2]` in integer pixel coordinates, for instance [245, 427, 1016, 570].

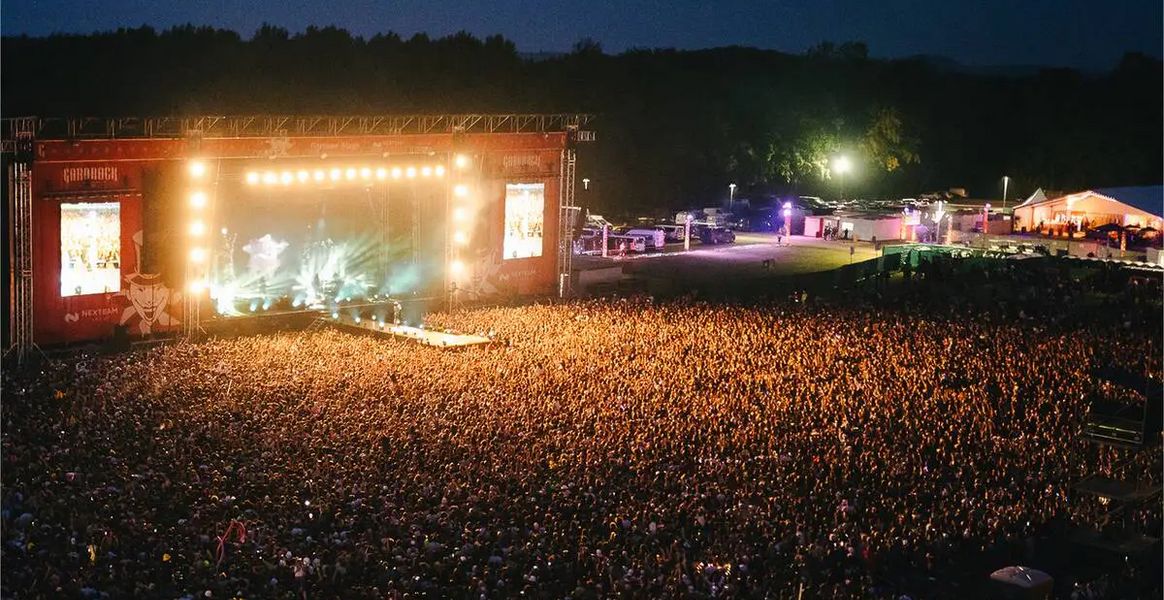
[3, 25, 1160, 213]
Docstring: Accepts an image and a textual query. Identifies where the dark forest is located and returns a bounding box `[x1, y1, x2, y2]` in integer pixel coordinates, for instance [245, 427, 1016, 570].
[3, 26, 1160, 213]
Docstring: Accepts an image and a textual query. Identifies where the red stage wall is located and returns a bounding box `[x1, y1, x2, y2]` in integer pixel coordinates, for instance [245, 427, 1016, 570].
[30, 132, 568, 345]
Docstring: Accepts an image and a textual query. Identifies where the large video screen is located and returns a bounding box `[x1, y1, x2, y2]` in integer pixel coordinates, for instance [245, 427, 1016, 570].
[504, 183, 544, 260]
[60, 202, 121, 297]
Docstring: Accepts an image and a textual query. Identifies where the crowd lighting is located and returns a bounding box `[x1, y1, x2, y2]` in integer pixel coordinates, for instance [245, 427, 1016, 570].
[189, 247, 207, 263]
[190, 191, 208, 208]
[188, 161, 206, 178]
[454, 154, 469, 169]
[453, 184, 470, 197]
[189, 220, 206, 236]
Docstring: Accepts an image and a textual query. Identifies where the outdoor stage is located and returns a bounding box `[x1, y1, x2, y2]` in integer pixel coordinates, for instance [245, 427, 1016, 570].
[2, 114, 593, 357]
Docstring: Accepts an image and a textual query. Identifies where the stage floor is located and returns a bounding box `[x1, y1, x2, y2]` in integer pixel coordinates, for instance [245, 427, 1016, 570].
[331, 317, 493, 349]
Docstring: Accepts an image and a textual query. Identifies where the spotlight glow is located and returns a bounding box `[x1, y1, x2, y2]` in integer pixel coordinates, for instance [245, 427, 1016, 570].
[453, 184, 469, 197]
[314, 170, 326, 182]
[421, 166, 432, 177]
[360, 167, 372, 180]
[190, 191, 208, 208]
[449, 259, 465, 275]
[345, 168, 357, 180]
[188, 161, 206, 178]
[297, 170, 310, 182]
[189, 247, 207, 263]
[262, 172, 278, 185]
[434, 165, 446, 177]
[330, 168, 342, 181]
[454, 154, 469, 169]
[245, 172, 260, 185]
[188, 279, 206, 293]
[391, 167, 402, 179]
[375, 167, 387, 180]
[406, 166, 417, 178]
[189, 220, 206, 236]
[452, 207, 467, 221]
[453, 231, 468, 245]
[280, 171, 294, 185]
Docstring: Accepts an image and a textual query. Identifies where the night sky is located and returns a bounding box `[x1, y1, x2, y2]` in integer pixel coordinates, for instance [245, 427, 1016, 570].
[4, 0, 1161, 71]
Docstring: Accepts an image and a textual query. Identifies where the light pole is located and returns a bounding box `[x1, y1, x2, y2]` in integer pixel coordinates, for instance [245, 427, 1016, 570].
[728, 183, 737, 210]
[981, 203, 992, 248]
[1001, 176, 1010, 211]
[832, 155, 852, 201]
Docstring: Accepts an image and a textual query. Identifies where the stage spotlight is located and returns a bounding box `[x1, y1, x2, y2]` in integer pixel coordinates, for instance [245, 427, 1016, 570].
[188, 161, 207, 178]
[297, 170, 310, 182]
[360, 167, 372, 180]
[189, 220, 206, 236]
[220, 227, 229, 235]
[314, 170, 326, 182]
[435, 165, 446, 177]
[190, 191, 208, 208]
[375, 167, 387, 180]
[189, 247, 207, 263]
[188, 279, 206, 293]
[454, 154, 469, 169]
[421, 166, 432, 177]
[449, 259, 465, 275]
[245, 172, 260, 185]
[452, 207, 467, 221]
[330, 168, 342, 181]
[281, 171, 294, 185]
[391, 167, 403, 179]
[453, 231, 468, 245]
[406, 166, 417, 178]
[453, 184, 469, 197]
[262, 171, 278, 185]
[345, 168, 357, 180]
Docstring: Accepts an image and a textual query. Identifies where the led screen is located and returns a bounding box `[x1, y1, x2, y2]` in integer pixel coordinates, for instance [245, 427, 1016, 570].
[61, 202, 121, 297]
[503, 183, 544, 260]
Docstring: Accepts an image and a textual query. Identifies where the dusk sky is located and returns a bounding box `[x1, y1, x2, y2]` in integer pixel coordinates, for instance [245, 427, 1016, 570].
[4, 0, 1161, 71]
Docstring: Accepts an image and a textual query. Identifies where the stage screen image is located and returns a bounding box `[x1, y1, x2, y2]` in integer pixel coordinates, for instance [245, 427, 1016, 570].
[60, 202, 121, 297]
[504, 183, 544, 260]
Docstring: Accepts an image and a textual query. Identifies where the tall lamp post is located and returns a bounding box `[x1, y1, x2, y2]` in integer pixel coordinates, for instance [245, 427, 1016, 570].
[832, 155, 852, 201]
[728, 183, 737, 210]
[1001, 176, 1010, 211]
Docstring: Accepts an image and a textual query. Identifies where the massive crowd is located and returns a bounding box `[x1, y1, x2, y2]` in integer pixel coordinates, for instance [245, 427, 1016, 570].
[3, 292, 1161, 598]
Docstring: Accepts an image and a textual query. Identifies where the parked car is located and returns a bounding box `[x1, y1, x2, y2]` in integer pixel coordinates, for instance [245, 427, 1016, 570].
[699, 227, 736, 245]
